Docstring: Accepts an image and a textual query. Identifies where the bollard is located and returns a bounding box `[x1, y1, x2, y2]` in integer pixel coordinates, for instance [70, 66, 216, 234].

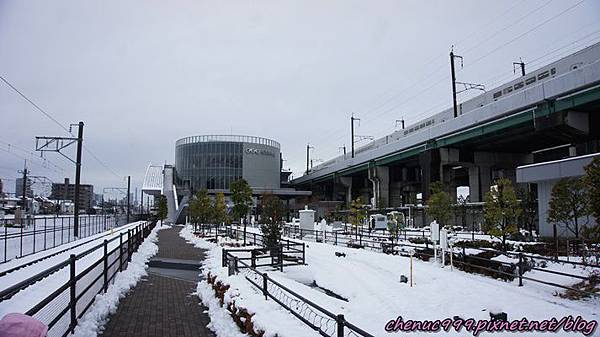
[518, 253, 524, 287]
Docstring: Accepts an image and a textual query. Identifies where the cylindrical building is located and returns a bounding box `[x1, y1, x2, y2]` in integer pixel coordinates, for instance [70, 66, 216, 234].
[175, 135, 281, 192]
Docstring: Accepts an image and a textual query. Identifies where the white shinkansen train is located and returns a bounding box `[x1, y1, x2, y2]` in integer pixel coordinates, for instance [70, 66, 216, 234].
[307, 41, 600, 177]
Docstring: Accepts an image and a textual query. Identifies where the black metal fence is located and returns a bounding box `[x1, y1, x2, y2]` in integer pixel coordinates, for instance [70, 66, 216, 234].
[224, 250, 372, 337]
[284, 226, 600, 299]
[0, 220, 156, 337]
[0, 214, 135, 263]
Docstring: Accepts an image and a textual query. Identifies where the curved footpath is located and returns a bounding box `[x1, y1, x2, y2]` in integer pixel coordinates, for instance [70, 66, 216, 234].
[100, 226, 215, 337]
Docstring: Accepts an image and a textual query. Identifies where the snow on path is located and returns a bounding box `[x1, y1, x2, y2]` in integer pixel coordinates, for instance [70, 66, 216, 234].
[72, 223, 165, 337]
[180, 225, 321, 337]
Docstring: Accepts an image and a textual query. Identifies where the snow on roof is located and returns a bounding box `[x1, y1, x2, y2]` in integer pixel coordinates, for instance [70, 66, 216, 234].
[142, 164, 163, 192]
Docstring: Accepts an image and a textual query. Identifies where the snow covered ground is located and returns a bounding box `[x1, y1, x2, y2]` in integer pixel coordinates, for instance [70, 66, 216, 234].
[0, 214, 126, 263]
[185, 225, 599, 337]
[0, 221, 146, 318]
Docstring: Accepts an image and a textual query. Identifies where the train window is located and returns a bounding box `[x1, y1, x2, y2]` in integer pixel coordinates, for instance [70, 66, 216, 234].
[493, 91, 502, 99]
[513, 82, 524, 90]
[525, 77, 536, 85]
[420, 123, 425, 128]
[426, 120, 432, 126]
[409, 127, 414, 133]
[503, 87, 513, 95]
[537, 70, 549, 80]
[550, 68, 556, 75]
[404, 131, 408, 135]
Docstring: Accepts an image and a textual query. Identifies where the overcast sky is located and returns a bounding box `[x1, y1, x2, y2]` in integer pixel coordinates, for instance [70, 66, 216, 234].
[1, 0, 599, 197]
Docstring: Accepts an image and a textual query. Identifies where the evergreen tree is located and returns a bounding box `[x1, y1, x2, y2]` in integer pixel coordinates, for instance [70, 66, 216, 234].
[231, 179, 253, 223]
[348, 197, 367, 237]
[483, 178, 521, 250]
[547, 178, 588, 238]
[518, 186, 537, 238]
[387, 212, 405, 244]
[197, 189, 213, 224]
[156, 195, 168, 226]
[426, 181, 452, 227]
[584, 157, 600, 221]
[212, 192, 227, 225]
[188, 194, 200, 231]
[260, 193, 285, 249]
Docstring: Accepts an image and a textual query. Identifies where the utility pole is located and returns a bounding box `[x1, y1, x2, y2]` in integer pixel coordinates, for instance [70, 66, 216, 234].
[35, 121, 84, 237]
[450, 49, 463, 118]
[306, 144, 314, 174]
[395, 119, 405, 130]
[126, 176, 131, 223]
[140, 189, 143, 215]
[351, 114, 360, 158]
[19, 161, 28, 215]
[339, 145, 346, 158]
[74, 122, 84, 236]
[513, 58, 526, 77]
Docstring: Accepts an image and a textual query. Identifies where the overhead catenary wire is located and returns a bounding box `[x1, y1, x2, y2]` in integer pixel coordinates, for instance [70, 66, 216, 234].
[315, 1, 593, 163]
[308, 1, 556, 147]
[0, 75, 122, 180]
[0, 139, 64, 172]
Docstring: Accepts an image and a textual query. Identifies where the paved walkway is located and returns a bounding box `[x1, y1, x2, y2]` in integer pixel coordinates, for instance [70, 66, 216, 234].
[100, 226, 215, 337]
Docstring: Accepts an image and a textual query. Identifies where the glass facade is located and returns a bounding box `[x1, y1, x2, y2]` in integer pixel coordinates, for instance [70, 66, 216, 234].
[175, 135, 281, 192]
[176, 141, 243, 191]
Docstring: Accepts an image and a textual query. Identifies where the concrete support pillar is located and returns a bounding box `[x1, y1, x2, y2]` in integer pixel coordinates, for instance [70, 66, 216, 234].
[480, 165, 492, 200]
[338, 176, 352, 208]
[468, 166, 481, 202]
[419, 150, 441, 201]
[372, 166, 390, 209]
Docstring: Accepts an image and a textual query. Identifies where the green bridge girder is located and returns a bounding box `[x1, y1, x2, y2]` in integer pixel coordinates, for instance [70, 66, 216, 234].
[302, 84, 600, 186]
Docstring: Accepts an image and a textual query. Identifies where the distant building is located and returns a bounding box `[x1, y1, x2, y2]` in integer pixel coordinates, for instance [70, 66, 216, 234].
[15, 177, 33, 198]
[50, 178, 94, 211]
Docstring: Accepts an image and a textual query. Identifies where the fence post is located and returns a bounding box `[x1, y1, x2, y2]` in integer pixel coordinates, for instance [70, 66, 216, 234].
[334, 231, 338, 245]
[19, 223, 23, 258]
[103, 239, 108, 292]
[336, 314, 345, 337]
[251, 250, 256, 268]
[3, 226, 6, 263]
[279, 246, 284, 272]
[69, 254, 77, 333]
[234, 256, 239, 274]
[119, 233, 123, 272]
[127, 229, 132, 262]
[518, 253, 523, 287]
[44, 217, 47, 250]
[302, 242, 306, 264]
[222, 248, 226, 267]
[33, 220, 36, 254]
[262, 273, 268, 300]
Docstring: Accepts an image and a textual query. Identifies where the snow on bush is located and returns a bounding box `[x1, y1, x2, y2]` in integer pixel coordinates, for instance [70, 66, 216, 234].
[72, 223, 166, 337]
